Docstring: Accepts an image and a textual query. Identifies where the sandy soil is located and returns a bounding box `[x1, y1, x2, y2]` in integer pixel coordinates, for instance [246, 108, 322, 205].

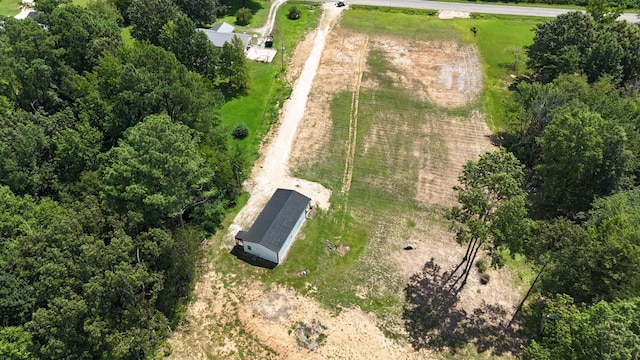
[168, 3, 523, 359]
[438, 10, 471, 19]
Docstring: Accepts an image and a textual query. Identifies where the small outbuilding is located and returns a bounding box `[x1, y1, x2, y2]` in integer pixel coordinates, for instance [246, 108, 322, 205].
[235, 189, 311, 264]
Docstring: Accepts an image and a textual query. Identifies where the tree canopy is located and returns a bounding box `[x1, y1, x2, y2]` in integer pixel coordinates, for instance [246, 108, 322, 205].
[527, 12, 640, 86]
[525, 295, 640, 360]
[103, 115, 219, 227]
[0, 2, 249, 357]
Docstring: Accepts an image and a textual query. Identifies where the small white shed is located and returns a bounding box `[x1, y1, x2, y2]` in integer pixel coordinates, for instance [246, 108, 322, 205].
[235, 189, 311, 264]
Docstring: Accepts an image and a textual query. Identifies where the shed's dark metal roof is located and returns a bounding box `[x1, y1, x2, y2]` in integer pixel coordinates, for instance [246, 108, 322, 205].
[237, 189, 310, 253]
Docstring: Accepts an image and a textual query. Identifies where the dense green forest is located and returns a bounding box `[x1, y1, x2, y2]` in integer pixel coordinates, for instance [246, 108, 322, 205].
[449, 10, 640, 359]
[0, 0, 250, 358]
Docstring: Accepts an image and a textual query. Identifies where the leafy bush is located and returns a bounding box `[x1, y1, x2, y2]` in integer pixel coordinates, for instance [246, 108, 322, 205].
[288, 6, 301, 20]
[235, 7, 252, 26]
[232, 122, 249, 139]
[480, 272, 491, 284]
[475, 258, 488, 273]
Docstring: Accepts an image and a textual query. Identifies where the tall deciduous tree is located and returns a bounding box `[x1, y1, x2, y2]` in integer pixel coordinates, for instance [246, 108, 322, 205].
[449, 148, 527, 291]
[174, 0, 223, 26]
[536, 104, 631, 217]
[76, 43, 221, 146]
[0, 326, 32, 360]
[0, 17, 73, 113]
[539, 190, 640, 303]
[218, 35, 250, 96]
[527, 12, 595, 83]
[127, 0, 180, 45]
[103, 115, 218, 227]
[0, 111, 58, 197]
[43, 5, 123, 73]
[159, 15, 221, 79]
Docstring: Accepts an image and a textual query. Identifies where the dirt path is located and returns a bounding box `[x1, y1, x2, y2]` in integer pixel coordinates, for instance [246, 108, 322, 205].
[14, 0, 35, 19]
[254, 0, 287, 38]
[227, 3, 343, 242]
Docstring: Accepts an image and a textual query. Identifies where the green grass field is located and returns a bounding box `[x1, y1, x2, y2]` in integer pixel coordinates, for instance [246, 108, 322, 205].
[448, 14, 543, 129]
[217, 0, 270, 31]
[344, 7, 541, 130]
[0, 0, 21, 16]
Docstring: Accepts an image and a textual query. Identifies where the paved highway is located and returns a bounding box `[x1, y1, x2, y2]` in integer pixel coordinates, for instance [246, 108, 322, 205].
[319, 0, 639, 23]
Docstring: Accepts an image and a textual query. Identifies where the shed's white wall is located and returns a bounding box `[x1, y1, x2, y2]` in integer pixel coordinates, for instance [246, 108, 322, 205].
[243, 242, 277, 263]
[276, 210, 307, 263]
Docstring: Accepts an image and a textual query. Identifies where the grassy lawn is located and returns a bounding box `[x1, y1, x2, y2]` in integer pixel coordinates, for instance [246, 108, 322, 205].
[217, 0, 270, 31]
[0, 0, 21, 17]
[120, 26, 135, 47]
[218, 1, 322, 168]
[447, 14, 542, 130]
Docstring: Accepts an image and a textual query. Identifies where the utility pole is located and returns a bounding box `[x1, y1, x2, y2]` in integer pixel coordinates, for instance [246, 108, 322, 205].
[281, 43, 285, 71]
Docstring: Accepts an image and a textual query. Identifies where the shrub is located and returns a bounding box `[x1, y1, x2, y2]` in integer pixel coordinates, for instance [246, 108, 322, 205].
[475, 258, 488, 273]
[232, 123, 249, 139]
[235, 7, 252, 25]
[480, 272, 491, 285]
[288, 6, 301, 20]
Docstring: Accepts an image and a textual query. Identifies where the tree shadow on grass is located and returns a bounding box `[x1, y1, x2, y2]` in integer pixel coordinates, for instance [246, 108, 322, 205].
[224, 0, 265, 16]
[402, 258, 526, 355]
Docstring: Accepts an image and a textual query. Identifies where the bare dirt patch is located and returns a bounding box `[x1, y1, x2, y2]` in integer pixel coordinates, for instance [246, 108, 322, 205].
[415, 110, 494, 207]
[290, 31, 370, 170]
[363, 38, 483, 108]
[438, 10, 471, 19]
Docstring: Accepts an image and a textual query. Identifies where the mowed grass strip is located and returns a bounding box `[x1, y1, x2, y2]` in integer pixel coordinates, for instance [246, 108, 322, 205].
[448, 14, 543, 129]
[0, 0, 21, 16]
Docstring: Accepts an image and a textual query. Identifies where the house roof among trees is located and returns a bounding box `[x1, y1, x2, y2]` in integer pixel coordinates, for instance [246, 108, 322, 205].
[211, 22, 235, 33]
[197, 28, 252, 48]
[236, 189, 311, 252]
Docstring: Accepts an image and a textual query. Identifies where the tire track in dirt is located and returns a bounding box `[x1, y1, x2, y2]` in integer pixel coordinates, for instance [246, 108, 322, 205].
[339, 35, 368, 231]
[341, 35, 368, 195]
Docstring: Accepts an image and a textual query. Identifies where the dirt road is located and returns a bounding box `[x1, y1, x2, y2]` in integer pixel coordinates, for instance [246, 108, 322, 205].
[227, 3, 342, 242]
